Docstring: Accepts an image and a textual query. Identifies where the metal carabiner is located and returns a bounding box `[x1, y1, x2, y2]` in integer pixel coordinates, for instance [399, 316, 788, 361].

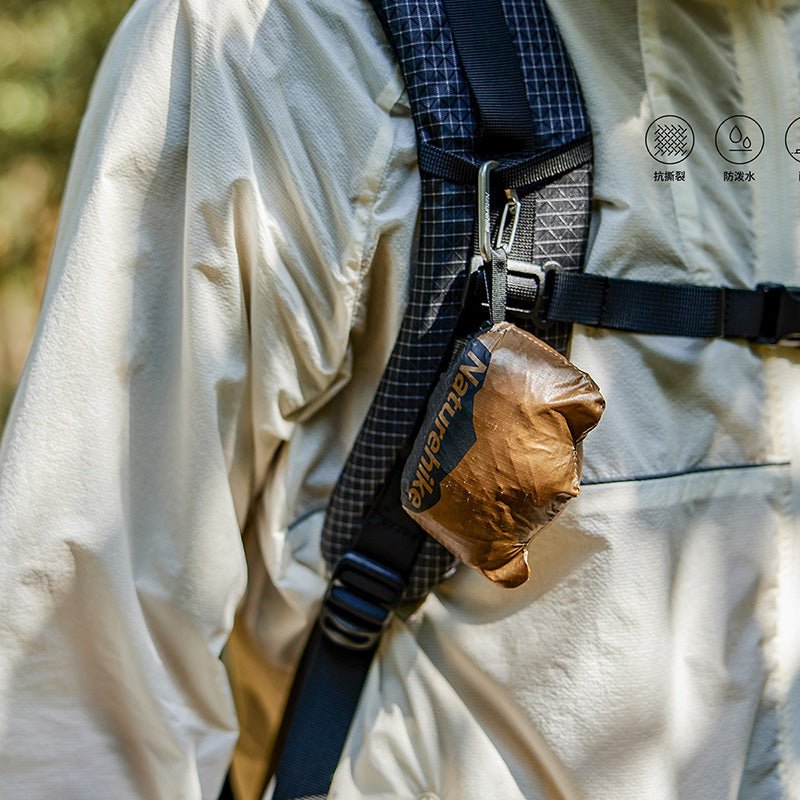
[495, 187, 521, 255]
[478, 160, 499, 263]
[478, 161, 520, 262]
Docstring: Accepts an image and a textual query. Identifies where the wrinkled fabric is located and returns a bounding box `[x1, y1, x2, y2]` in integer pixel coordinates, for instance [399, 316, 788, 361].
[0, 0, 799, 799]
[402, 323, 605, 588]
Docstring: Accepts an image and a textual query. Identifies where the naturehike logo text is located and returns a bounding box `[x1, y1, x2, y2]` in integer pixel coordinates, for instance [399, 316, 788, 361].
[405, 344, 490, 511]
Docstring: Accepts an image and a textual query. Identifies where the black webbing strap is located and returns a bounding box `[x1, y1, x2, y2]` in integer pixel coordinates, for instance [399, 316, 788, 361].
[218, 772, 234, 800]
[441, 0, 537, 153]
[266, 461, 429, 800]
[266, 628, 373, 800]
[487, 249, 509, 325]
[418, 137, 592, 188]
[542, 272, 800, 344]
[466, 265, 800, 345]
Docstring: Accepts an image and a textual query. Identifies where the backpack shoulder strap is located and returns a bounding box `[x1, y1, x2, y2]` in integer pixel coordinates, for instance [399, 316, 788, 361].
[262, 2, 593, 798]
[323, 0, 592, 607]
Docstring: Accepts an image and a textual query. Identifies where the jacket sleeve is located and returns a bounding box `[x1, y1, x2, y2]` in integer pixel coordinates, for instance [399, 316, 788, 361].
[0, 0, 415, 791]
[0, 2, 254, 797]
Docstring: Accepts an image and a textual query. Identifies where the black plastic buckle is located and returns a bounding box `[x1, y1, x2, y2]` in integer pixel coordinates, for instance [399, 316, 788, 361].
[755, 283, 800, 346]
[320, 552, 406, 651]
[463, 256, 559, 327]
[530, 264, 558, 329]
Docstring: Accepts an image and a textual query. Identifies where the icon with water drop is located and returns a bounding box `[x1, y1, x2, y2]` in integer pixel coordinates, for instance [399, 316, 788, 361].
[715, 115, 764, 164]
[728, 125, 751, 152]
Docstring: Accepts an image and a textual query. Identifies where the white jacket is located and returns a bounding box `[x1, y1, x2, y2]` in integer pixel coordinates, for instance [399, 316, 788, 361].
[1, 0, 799, 798]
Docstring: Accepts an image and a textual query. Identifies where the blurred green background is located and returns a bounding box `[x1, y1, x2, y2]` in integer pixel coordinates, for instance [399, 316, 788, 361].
[0, 0, 133, 433]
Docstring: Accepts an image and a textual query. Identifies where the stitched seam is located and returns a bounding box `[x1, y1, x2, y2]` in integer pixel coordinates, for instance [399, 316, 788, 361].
[581, 460, 791, 486]
[288, 504, 327, 532]
[348, 99, 414, 327]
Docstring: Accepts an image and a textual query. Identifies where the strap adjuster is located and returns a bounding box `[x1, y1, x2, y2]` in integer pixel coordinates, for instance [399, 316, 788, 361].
[755, 283, 800, 346]
[530, 263, 559, 329]
[320, 552, 405, 651]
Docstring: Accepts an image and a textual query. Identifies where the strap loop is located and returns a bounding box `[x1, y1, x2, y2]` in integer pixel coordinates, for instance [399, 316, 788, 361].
[441, 0, 538, 153]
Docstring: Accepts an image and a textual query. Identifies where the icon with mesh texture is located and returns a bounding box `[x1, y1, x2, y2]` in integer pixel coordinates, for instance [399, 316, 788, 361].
[645, 115, 694, 164]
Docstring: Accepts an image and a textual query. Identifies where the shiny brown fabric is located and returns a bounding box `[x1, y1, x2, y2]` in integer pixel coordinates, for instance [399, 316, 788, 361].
[402, 322, 605, 588]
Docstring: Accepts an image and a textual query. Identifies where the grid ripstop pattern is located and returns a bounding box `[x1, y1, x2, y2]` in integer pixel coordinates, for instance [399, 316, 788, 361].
[322, 0, 592, 601]
[502, 1, 587, 148]
[521, 162, 593, 354]
[374, 0, 475, 154]
[322, 177, 473, 597]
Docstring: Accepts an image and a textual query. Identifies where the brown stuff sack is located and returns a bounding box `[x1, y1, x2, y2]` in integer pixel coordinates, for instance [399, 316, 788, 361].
[401, 321, 604, 588]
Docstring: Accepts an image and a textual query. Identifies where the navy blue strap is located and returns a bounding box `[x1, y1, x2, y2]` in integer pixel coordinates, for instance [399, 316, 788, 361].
[267, 462, 429, 800]
[217, 773, 234, 799]
[268, 627, 374, 800]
